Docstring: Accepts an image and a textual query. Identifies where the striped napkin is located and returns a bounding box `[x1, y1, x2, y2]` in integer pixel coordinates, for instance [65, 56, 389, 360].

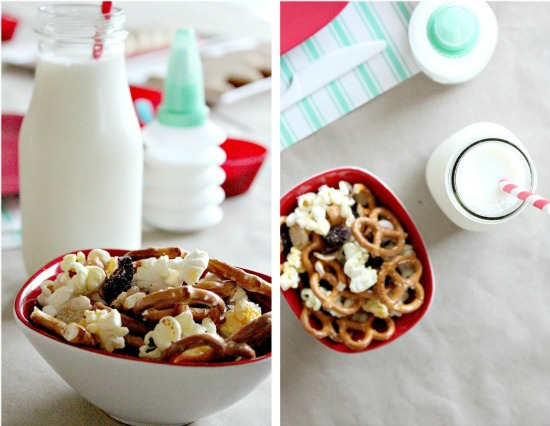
[280, 1, 420, 149]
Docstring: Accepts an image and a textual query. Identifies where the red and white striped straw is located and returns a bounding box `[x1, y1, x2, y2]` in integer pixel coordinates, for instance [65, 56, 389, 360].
[92, 1, 113, 60]
[499, 179, 550, 215]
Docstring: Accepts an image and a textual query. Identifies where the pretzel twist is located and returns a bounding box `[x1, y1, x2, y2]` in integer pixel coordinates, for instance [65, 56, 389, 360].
[229, 312, 272, 348]
[376, 255, 424, 314]
[351, 207, 407, 258]
[309, 262, 361, 317]
[336, 315, 395, 350]
[300, 233, 324, 274]
[300, 307, 338, 341]
[125, 247, 184, 260]
[207, 258, 271, 298]
[160, 333, 256, 364]
[133, 285, 226, 324]
[194, 276, 238, 301]
[30, 307, 99, 347]
[353, 183, 377, 216]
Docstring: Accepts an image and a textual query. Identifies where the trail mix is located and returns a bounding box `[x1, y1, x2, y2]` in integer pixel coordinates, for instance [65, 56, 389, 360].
[280, 180, 425, 350]
[30, 247, 271, 363]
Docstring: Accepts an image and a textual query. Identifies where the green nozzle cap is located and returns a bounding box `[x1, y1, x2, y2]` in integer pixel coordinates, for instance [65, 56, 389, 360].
[157, 28, 209, 127]
[427, 4, 480, 58]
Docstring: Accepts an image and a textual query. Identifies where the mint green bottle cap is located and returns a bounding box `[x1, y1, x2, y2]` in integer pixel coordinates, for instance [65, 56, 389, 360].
[157, 28, 209, 127]
[427, 4, 480, 58]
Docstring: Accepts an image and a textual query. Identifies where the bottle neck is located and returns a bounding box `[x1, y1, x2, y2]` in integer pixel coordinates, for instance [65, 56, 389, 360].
[35, 4, 127, 61]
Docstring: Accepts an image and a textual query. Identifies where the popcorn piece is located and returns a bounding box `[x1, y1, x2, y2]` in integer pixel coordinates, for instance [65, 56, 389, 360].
[230, 286, 247, 303]
[57, 253, 107, 295]
[122, 291, 147, 310]
[60, 252, 85, 272]
[179, 249, 209, 285]
[139, 316, 181, 359]
[301, 288, 321, 311]
[40, 285, 74, 317]
[201, 317, 216, 335]
[175, 309, 207, 338]
[84, 309, 128, 352]
[86, 249, 111, 269]
[139, 310, 214, 359]
[111, 285, 144, 310]
[343, 241, 378, 293]
[37, 279, 58, 307]
[363, 298, 389, 319]
[280, 247, 303, 291]
[285, 182, 356, 236]
[56, 295, 92, 324]
[219, 298, 261, 338]
[132, 249, 209, 292]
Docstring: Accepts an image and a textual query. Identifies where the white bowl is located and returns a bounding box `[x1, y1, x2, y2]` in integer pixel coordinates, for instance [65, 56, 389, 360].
[14, 249, 271, 426]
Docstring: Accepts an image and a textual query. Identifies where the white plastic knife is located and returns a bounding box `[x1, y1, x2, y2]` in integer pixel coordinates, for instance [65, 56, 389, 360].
[280, 40, 387, 112]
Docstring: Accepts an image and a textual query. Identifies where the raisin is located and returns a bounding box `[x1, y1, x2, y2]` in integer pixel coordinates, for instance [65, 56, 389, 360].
[280, 224, 292, 254]
[323, 225, 350, 250]
[102, 256, 134, 305]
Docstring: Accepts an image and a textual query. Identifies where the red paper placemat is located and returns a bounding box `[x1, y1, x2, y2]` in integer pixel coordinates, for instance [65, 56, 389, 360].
[280, 2, 347, 55]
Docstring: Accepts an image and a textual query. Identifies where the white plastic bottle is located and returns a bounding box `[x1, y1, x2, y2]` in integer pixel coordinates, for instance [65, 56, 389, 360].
[142, 28, 226, 232]
[19, 5, 143, 275]
[408, 1, 498, 84]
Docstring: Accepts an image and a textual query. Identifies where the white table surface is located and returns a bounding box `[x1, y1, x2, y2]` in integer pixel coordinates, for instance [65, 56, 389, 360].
[1, 2, 272, 425]
[280, 2, 550, 426]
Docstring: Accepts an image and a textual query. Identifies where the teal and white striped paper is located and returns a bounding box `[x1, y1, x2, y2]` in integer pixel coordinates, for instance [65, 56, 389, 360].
[280, 1, 420, 149]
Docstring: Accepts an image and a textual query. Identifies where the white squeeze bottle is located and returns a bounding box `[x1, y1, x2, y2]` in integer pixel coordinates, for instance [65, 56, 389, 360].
[408, 1, 498, 84]
[142, 28, 226, 231]
[19, 4, 143, 275]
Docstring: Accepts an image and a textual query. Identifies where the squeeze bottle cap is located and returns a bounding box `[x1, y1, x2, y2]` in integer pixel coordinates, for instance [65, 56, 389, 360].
[427, 4, 480, 57]
[157, 28, 209, 127]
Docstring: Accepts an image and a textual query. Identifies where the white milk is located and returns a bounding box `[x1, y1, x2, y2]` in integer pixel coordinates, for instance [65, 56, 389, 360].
[453, 141, 529, 218]
[426, 122, 536, 231]
[19, 54, 143, 274]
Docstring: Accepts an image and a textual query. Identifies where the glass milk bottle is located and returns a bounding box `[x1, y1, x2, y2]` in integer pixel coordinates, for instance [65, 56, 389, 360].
[19, 4, 143, 275]
[426, 122, 537, 231]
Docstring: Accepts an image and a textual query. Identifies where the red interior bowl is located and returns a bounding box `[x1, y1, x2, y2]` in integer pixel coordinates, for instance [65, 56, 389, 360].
[221, 139, 268, 197]
[280, 167, 434, 353]
[14, 248, 272, 367]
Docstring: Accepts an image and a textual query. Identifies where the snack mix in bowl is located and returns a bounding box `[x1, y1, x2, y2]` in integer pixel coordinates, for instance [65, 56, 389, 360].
[280, 169, 432, 353]
[27, 247, 271, 364]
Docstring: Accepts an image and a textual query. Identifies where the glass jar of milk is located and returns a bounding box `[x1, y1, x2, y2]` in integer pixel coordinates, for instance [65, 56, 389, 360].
[426, 122, 537, 231]
[19, 4, 143, 275]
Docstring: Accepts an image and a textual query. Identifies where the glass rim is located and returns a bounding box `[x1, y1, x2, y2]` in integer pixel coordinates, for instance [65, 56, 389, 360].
[450, 138, 534, 221]
[35, 3, 127, 42]
[37, 3, 125, 18]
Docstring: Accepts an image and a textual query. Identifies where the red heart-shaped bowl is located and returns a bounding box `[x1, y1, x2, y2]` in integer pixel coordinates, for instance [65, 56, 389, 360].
[14, 248, 271, 425]
[280, 167, 434, 353]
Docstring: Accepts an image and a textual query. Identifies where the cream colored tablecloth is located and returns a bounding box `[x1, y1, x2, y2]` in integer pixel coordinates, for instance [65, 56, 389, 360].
[2, 2, 272, 425]
[281, 3, 550, 425]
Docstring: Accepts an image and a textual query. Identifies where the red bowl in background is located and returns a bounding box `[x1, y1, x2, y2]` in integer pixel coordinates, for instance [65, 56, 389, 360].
[2, 114, 23, 195]
[280, 167, 434, 353]
[221, 139, 268, 197]
[2, 14, 18, 41]
[130, 85, 162, 127]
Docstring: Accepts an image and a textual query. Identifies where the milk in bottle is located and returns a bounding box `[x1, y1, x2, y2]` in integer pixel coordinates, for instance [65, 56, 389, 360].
[19, 4, 143, 274]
